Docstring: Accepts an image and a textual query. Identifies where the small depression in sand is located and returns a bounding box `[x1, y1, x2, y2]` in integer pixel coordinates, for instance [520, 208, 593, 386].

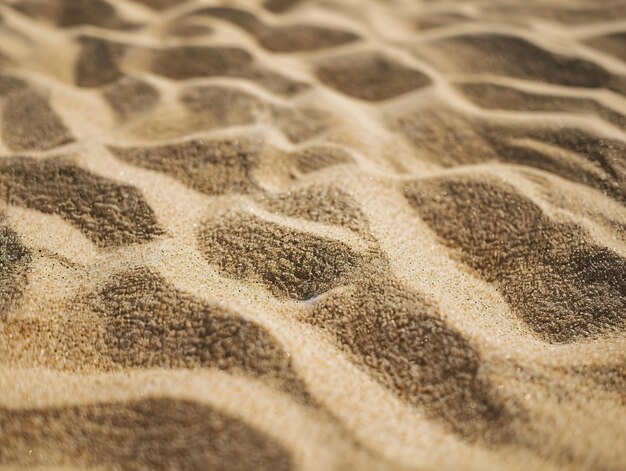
[197, 212, 365, 300]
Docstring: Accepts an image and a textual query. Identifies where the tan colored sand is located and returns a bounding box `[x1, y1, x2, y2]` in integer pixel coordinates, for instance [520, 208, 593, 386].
[0, 0, 625, 470]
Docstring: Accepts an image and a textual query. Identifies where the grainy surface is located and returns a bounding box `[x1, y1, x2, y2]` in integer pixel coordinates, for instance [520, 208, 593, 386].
[0, 1, 625, 470]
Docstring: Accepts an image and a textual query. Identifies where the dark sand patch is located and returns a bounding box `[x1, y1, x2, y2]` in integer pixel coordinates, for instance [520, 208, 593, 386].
[147, 46, 308, 96]
[0, 157, 163, 247]
[150, 46, 251, 79]
[197, 212, 365, 300]
[484, 3, 626, 25]
[586, 32, 626, 62]
[58, 0, 136, 28]
[109, 139, 261, 195]
[179, 85, 271, 139]
[457, 82, 626, 129]
[167, 20, 213, 37]
[256, 24, 357, 53]
[180, 85, 330, 142]
[75, 36, 126, 87]
[567, 363, 626, 394]
[195, 7, 358, 52]
[104, 77, 159, 119]
[305, 275, 520, 442]
[392, 105, 514, 166]
[1, 90, 74, 151]
[316, 51, 431, 101]
[258, 185, 369, 234]
[415, 34, 623, 93]
[132, 0, 188, 10]
[12, 0, 137, 29]
[405, 175, 626, 343]
[91, 267, 308, 395]
[0, 224, 31, 317]
[0, 398, 293, 471]
[289, 146, 354, 175]
[0, 75, 26, 97]
[180, 85, 267, 127]
[518, 169, 626, 240]
[393, 105, 626, 203]
[263, 0, 304, 13]
[272, 107, 332, 142]
[1, 267, 311, 400]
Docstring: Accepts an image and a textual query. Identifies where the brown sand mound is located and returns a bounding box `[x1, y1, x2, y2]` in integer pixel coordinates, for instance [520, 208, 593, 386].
[104, 77, 159, 119]
[197, 212, 366, 300]
[305, 274, 521, 443]
[110, 139, 261, 195]
[12, 0, 138, 29]
[405, 175, 626, 343]
[0, 398, 293, 471]
[0, 157, 163, 247]
[193, 7, 359, 52]
[146, 45, 308, 95]
[74, 35, 127, 87]
[316, 51, 431, 101]
[1, 267, 310, 399]
[456, 82, 626, 129]
[585, 32, 626, 62]
[257, 185, 370, 234]
[392, 104, 626, 202]
[288, 146, 354, 175]
[2, 90, 73, 151]
[415, 33, 621, 91]
[179, 85, 331, 142]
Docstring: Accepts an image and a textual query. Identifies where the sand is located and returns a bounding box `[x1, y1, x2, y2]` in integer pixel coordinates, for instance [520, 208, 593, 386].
[0, 0, 625, 470]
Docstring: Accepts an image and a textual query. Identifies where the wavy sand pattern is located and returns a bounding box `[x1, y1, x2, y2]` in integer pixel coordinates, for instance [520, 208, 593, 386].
[0, 0, 625, 470]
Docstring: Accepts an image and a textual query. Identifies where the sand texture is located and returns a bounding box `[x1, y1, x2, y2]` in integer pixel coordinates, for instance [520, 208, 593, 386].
[0, 0, 625, 470]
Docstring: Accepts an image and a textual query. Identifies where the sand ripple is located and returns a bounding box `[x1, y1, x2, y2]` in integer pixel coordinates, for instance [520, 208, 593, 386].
[0, 1, 625, 470]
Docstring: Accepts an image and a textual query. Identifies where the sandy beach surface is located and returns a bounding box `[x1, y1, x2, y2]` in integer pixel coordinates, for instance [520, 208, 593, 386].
[0, 0, 625, 470]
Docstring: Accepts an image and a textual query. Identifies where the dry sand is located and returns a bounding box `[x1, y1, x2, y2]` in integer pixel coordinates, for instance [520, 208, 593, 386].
[0, 0, 625, 470]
